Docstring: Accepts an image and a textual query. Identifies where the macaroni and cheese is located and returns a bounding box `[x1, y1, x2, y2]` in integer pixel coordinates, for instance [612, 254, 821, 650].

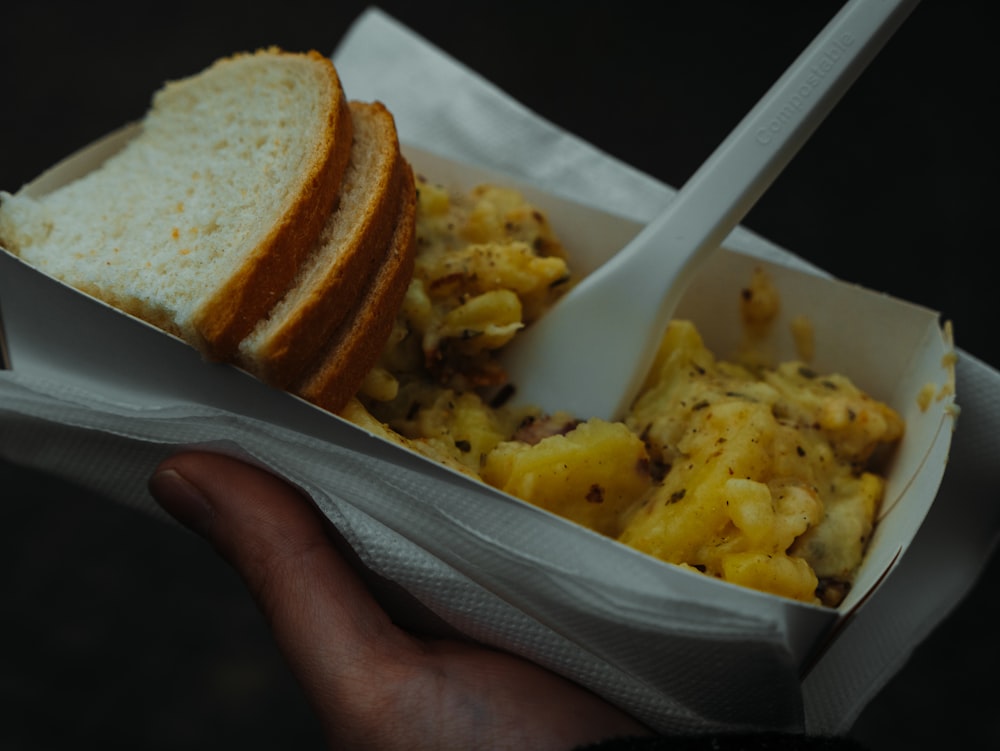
[348, 175, 904, 607]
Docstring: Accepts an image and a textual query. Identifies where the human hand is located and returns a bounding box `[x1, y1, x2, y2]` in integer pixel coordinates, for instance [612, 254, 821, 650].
[148, 451, 652, 751]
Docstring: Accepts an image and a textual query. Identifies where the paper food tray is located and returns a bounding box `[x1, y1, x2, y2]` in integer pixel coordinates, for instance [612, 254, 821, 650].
[0, 123, 956, 733]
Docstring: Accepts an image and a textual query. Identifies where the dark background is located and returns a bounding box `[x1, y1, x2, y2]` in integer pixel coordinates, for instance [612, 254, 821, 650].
[2, 1, 996, 748]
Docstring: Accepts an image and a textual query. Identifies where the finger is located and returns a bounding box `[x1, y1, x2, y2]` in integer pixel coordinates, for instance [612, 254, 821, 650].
[147, 451, 414, 705]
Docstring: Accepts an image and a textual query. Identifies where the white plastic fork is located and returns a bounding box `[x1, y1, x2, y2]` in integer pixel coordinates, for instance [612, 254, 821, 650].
[501, 0, 920, 421]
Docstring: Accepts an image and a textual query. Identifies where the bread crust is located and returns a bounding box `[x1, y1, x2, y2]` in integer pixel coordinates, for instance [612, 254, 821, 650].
[191, 50, 354, 360]
[294, 163, 417, 414]
[243, 101, 406, 387]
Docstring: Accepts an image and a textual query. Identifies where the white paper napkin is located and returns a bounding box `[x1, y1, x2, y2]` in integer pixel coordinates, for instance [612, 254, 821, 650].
[2, 6, 998, 736]
[332, 8, 1000, 729]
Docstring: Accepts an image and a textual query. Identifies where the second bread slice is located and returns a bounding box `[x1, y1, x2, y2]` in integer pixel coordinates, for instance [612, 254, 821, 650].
[239, 101, 407, 387]
[294, 164, 418, 414]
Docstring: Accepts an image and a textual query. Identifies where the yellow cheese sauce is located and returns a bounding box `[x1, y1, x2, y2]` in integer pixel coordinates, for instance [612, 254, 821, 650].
[347, 175, 904, 607]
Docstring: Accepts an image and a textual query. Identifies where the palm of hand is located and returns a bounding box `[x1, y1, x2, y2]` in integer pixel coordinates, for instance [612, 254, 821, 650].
[150, 452, 650, 751]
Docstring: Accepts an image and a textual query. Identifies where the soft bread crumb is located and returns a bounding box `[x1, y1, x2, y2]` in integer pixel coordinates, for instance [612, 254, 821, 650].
[239, 101, 407, 386]
[0, 48, 352, 357]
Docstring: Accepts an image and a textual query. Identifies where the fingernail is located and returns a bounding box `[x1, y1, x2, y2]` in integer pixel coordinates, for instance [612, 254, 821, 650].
[148, 468, 215, 537]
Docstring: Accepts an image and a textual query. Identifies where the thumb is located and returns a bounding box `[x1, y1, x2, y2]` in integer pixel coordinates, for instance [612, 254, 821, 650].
[147, 451, 406, 706]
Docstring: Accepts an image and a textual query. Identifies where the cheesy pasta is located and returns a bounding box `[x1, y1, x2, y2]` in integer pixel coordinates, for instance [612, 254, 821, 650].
[351, 175, 904, 607]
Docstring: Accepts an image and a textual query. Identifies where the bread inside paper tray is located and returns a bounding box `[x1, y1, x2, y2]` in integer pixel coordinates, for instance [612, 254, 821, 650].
[0, 126, 956, 679]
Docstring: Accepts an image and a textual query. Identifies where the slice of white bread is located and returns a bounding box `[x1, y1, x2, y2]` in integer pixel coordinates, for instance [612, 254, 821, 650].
[295, 164, 418, 414]
[0, 49, 422, 417]
[0, 48, 353, 361]
[238, 100, 407, 388]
